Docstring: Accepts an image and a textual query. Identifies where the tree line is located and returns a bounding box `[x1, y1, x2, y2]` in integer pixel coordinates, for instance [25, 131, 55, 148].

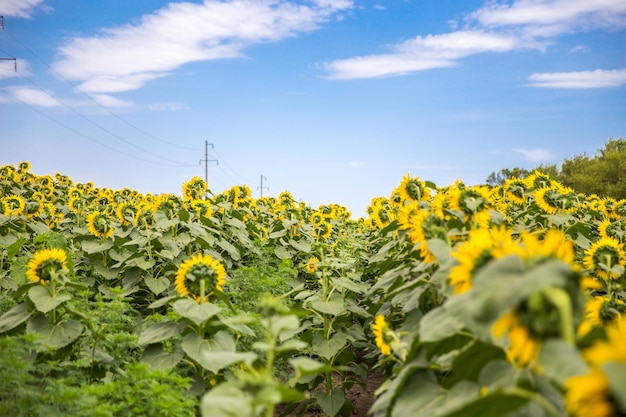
[486, 138, 626, 199]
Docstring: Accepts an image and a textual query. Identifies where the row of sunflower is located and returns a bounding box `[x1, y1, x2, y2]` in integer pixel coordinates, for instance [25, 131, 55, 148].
[363, 172, 626, 417]
[0, 162, 376, 416]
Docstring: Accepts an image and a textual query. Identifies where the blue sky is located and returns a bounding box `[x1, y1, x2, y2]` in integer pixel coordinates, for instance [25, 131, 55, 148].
[1, 0, 625, 217]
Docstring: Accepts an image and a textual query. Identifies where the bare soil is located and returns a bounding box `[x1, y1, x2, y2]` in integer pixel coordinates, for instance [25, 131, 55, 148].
[276, 370, 384, 417]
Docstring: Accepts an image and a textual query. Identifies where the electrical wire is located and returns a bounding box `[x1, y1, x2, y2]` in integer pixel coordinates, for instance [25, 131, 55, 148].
[2, 26, 201, 152]
[1, 87, 193, 168]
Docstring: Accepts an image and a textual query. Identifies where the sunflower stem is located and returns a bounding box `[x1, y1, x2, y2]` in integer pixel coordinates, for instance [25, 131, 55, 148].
[199, 279, 206, 304]
[543, 287, 574, 346]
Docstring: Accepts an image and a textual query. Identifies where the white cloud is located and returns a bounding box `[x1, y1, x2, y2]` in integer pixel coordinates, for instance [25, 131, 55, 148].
[527, 68, 626, 88]
[324, 30, 523, 79]
[323, 0, 626, 80]
[569, 45, 589, 53]
[52, 0, 352, 94]
[513, 148, 553, 162]
[0, 0, 46, 18]
[89, 94, 134, 108]
[5, 86, 60, 107]
[147, 102, 191, 112]
[0, 58, 23, 79]
[469, 0, 626, 36]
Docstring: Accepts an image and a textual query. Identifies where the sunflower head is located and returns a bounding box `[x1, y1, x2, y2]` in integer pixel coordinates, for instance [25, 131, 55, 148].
[371, 315, 392, 356]
[182, 176, 208, 201]
[305, 257, 319, 273]
[397, 173, 431, 202]
[115, 200, 138, 226]
[26, 248, 69, 285]
[86, 210, 114, 239]
[583, 236, 626, 280]
[175, 253, 226, 303]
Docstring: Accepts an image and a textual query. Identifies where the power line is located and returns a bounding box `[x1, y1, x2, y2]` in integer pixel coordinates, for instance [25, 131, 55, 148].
[2, 21, 201, 152]
[1, 87, 191, 167]
[12, 71, 195, 167]
[212, 148, 254, 185]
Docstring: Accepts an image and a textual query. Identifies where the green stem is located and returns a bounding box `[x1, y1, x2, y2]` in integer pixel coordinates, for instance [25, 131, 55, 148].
[543, 287, 574, 345]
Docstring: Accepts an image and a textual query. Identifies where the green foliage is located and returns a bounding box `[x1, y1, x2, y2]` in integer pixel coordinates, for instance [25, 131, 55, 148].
[559, 138, 626, 199]
[486, 167, 531, 186]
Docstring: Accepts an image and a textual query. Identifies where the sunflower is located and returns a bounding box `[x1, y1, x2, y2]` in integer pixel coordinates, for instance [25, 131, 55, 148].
[598, 219, 624, 243]
[181, 176, 207, 201]
[564, 370, 613, 417]
[403, 208, 448, 265]
[305, 257, 319, 273]
[187, 199, 213, 218]
[583, 236, 626, 280]
[396, 173, 431, 202]
[519, 229, 575, 267]
[492, 312, 542, 368]
[449, 226, 518, 294]
[115, 200, 138, 226]
[371, 315, 392, 356]
[26, 248, 69, 285]
[503, 177, 527, 205]
[314, 222, 332, 240]
[175, 253, 226, 303]
[2, 195, 26, 216]
[524, 171, 553, 190]
[86, 210, 114, 239]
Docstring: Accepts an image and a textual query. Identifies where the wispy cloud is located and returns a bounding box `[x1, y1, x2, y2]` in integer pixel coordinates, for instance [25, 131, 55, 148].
[0, 59, 26, 79]
[527, 68, 626, 88]
[0, 0, 46, 18]
[323, 0, 626, 80]
[324, 30, 522, 79]
[52, 0, 352, 94]
[514, 148, 553, 162]
[147, 102, 191, 112]
[4, 86, 60, 107]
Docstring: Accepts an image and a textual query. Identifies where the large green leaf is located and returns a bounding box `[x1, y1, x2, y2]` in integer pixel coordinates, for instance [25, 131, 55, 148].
[307, 293, 347, 316]
[27, 314, 83, 349]
[289, 238, 311, 253]
[310, 332, 349, 360]
[81, 239, 114, 254]
[142, 343, 184, 370]
[288, 357, 330, 385]
[0, 303, 31, 333]
[182, 332, 256, 373]
[201, 383, 253, 417]
[602, 362, 626, 410]
[138, 321, 184, 345]
[172, 299, 221, 327]
[316, 389, 346, 417]
[28, 286, 71, 313]
[144, 275, 170, 295]
[538, 339, 589, 384]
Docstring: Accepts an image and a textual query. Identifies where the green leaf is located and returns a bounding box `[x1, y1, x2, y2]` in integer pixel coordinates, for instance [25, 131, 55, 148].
[443, 339, 506, 388]
[316, 389, 346, 417]
[217, 239, 240, 260]
[7, 237, 26, 260]
[333, 276, 368, 294]
[172, 299, 221, 327]
[182, 332, 256, 373]
[427, 238, 451, 265]
[27, 314, 83, 349]
[127, 256, 156, 271]
[310, 332, 349, 360]
[307, 293, 347, 316]
[0, 303, 31, 333]
[142, 343, 184, 370]
[274, 245, 293, 260]
[601, 362, 626, 410]
[289, 238, 311, 253]
[147, 295, 179, 309]
[538, 339, 589, 384]
[201, 383, 253, 417]
[144, 275, 170, 295]
[275, 339, 308, 353]
[28, 286, 72, 313]
[81, 239, 114, 254]
[138, 321, 184, 346]
[288, 357, 330, 385]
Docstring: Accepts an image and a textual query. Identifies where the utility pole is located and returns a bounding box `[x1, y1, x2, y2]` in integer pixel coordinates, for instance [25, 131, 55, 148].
[257, 175, 269, 197]
[0, 17, 17, 72]
[200, 141, 218, 188]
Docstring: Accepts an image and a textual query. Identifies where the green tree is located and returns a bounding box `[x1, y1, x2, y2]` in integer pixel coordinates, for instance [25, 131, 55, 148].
[486, 167, 530, 186]
[558, 138, 626, 199]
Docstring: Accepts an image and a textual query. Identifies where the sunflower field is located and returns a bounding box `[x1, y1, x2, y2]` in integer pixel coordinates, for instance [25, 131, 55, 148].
[0, 161, 625, 417]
